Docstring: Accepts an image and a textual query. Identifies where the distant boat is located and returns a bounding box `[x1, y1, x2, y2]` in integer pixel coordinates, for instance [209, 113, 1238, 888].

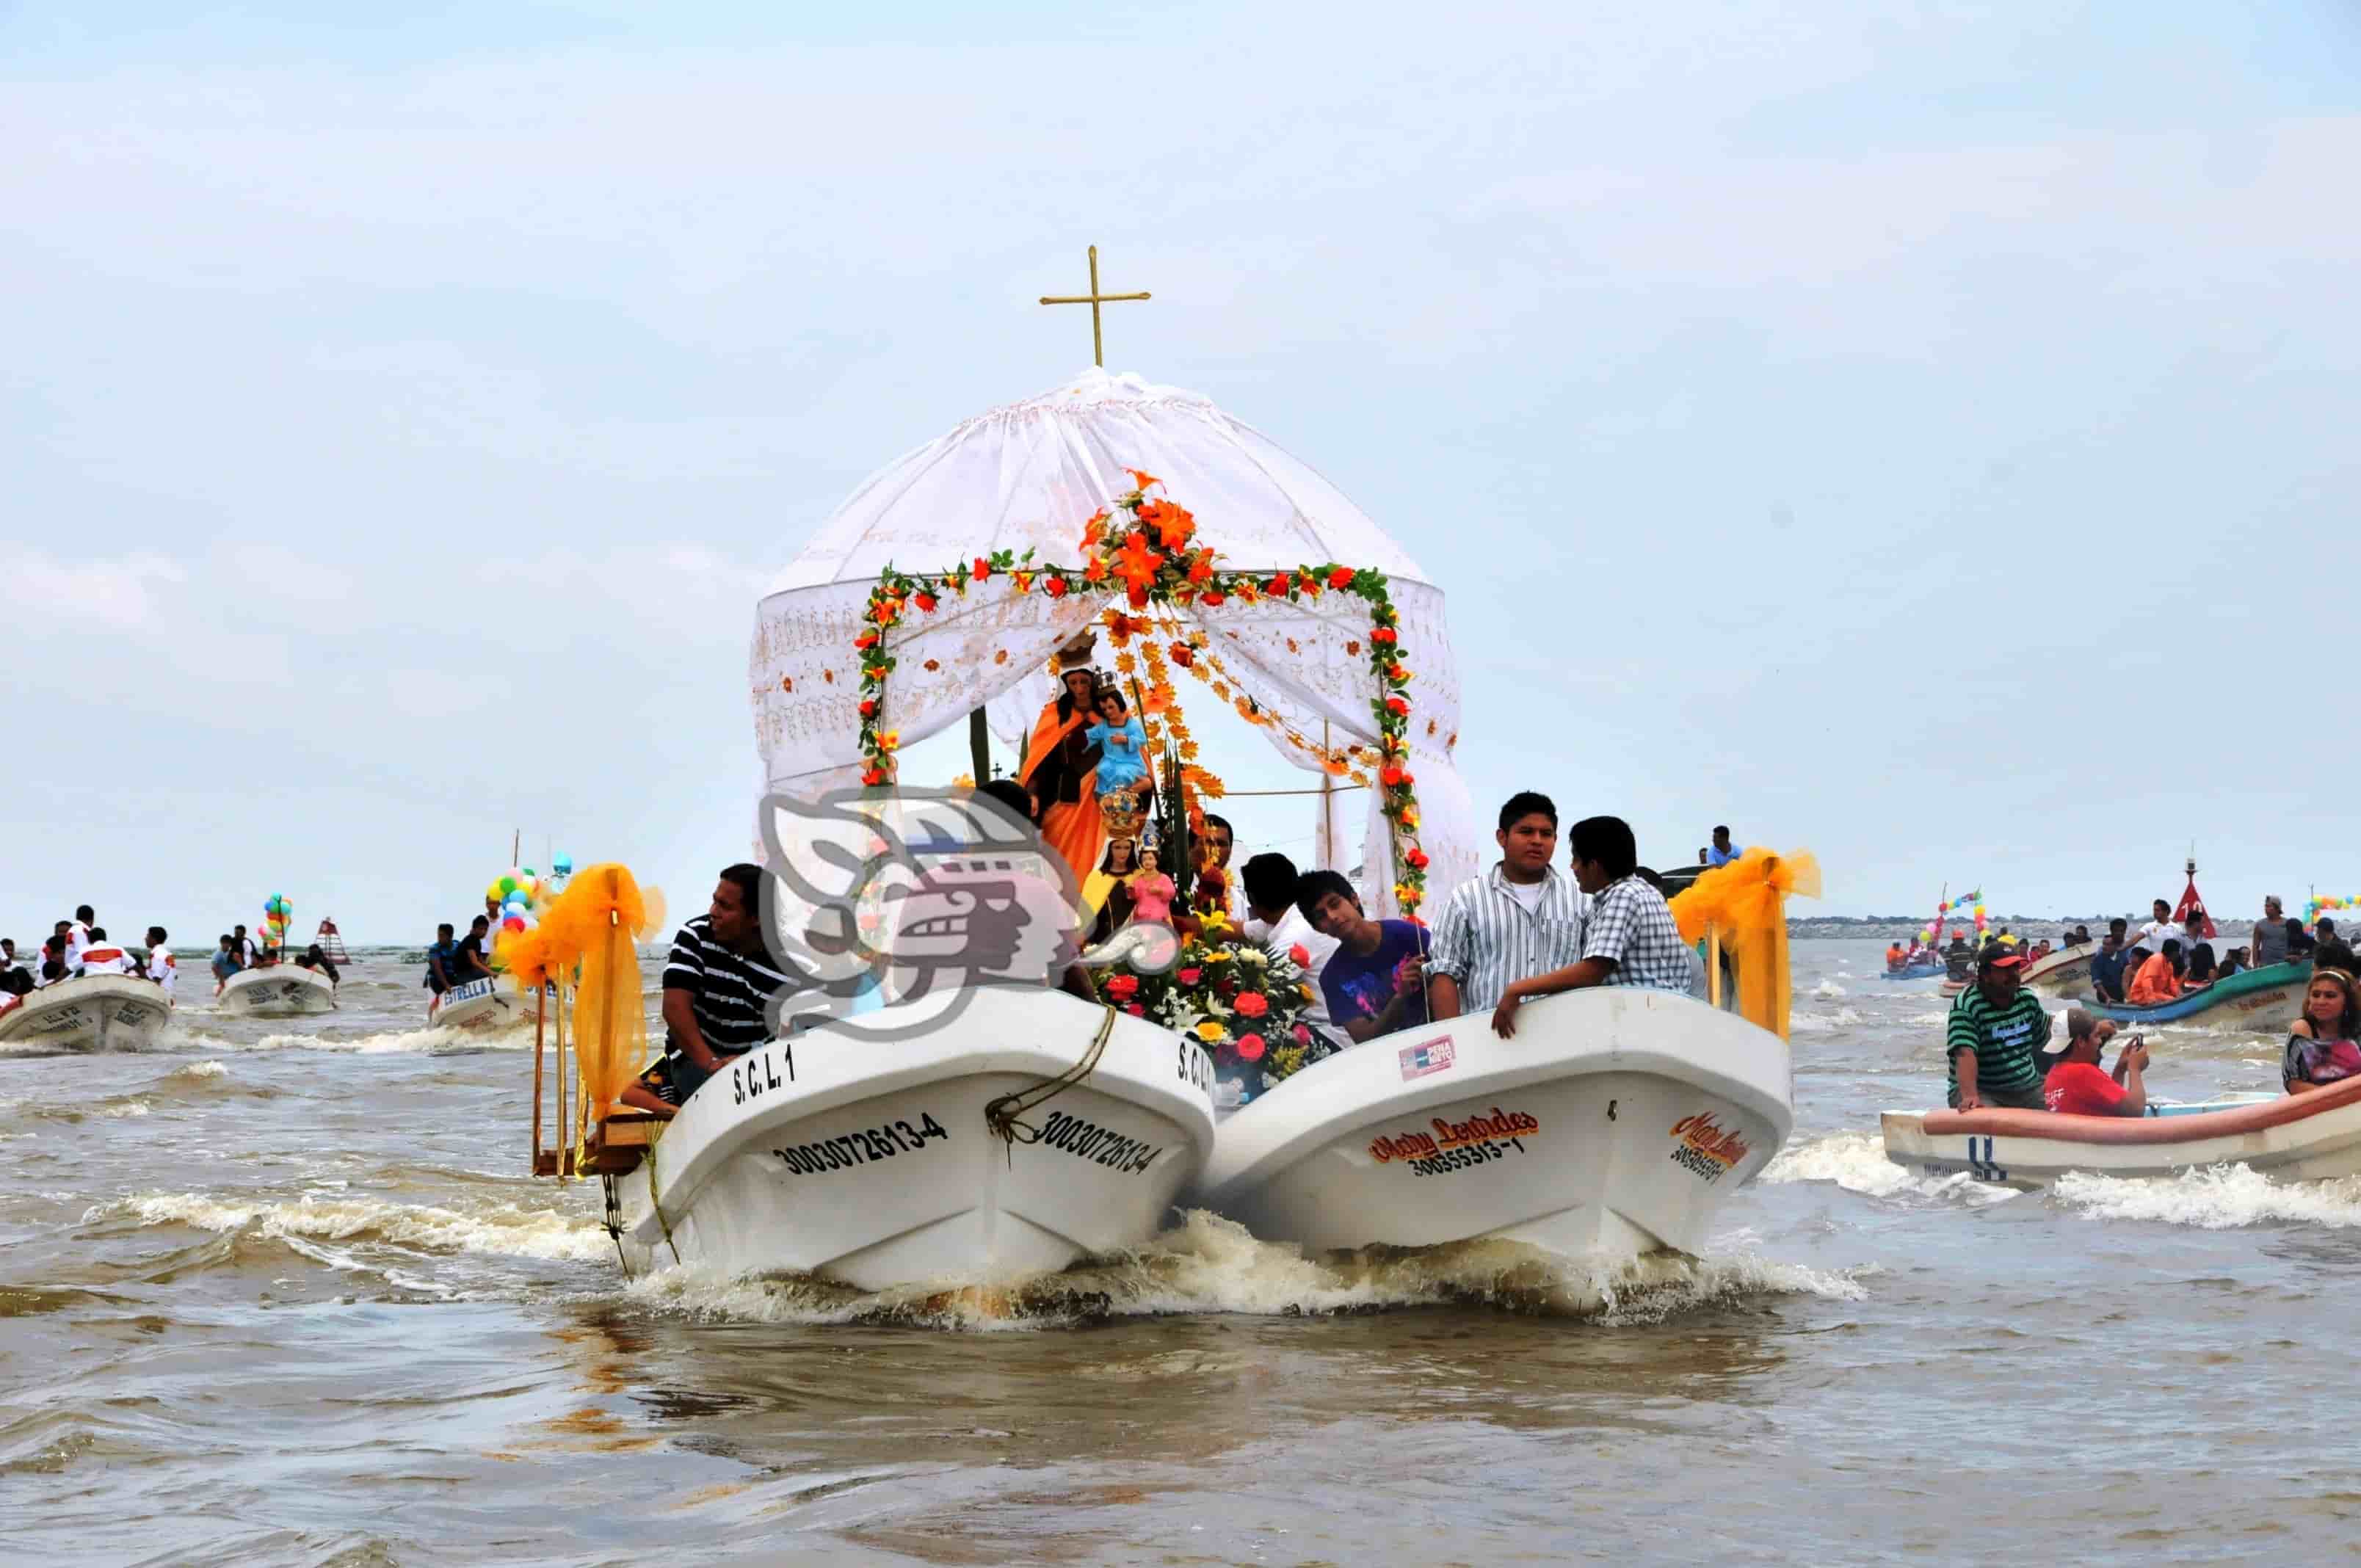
[220, 965, 338, 1017]
[2086, 960, 2310, 1032]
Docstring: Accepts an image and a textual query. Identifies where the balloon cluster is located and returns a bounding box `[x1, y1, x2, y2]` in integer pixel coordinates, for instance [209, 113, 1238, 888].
[2307, 896, 2357, 923]
[486, 866, 549, 948]
[1918, 895, 1991, 946]
[261, 893, 293, 951]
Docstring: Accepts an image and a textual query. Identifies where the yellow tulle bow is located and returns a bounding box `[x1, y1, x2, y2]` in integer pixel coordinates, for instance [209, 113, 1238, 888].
[501, 865, 667, 1124]
[1669, 849, 1821, 1041]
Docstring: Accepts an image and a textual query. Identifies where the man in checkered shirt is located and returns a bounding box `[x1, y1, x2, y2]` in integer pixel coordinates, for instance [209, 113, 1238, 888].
[1488, 815, 1694, 1038]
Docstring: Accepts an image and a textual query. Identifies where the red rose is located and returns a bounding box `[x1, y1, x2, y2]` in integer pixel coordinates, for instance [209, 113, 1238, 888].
[1385, 696, 1410, 716]
[1233, 991, 1269, 1018]
[854, 631, 878, 650]
[1178, 967, 1203, 985]
[1327, 566, 1354, 589]
[859, 698, 877, 717]
[1124, 1003, 1146, 1017]
[860, 766, 885, 786]
[1236, 1033, 1266, 1061]
[1371, 627, 1397, 645]
[1291, 1023, 1312, 1045]
[1379, 764, 1403, 787]
[914, 592, 937, 613]
[1406, 847, 1430, 869]
[1043, 576, 1069, 598]
[1288, 944, 1310, 968]
[1169, 642, 1194, 667]
[1200, 590, 1225, 608]
[1106, 974, 1139, 1001]
[1266, 573, 1292, 596]
[1128, 584, 1150, 609]
[973, 557, 992, 579]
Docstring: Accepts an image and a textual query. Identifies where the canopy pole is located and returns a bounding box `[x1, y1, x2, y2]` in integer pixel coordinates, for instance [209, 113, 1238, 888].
[1319, 721, 1334, 871]
[968, 708, 990, 781]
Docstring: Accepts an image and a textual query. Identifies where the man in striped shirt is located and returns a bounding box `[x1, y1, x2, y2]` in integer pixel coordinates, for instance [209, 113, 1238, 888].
[1485, 816, 1694, 1037]
[1945, 946, 2051, 1110]
[1428, 791, 1589, 1023]
[664, 863, 796, 1106]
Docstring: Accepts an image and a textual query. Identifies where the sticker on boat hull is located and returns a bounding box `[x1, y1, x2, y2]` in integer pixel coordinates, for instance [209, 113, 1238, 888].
[1369, 1106, 1540, 1176]
[1668, 1112, 1752, 1184]
[1397, 1035, 1456, 1081]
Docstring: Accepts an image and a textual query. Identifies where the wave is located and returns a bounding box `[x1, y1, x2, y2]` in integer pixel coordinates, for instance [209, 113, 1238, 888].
[622, 1211, 1868, 1330]
[1788, 1007, 1863, 1033]
[1812, 979, 1848, 999]
[2051, 1164, 2361, 1229]
[1762, 1130, 2019, 1205]
[95, 1191, 612, 1263]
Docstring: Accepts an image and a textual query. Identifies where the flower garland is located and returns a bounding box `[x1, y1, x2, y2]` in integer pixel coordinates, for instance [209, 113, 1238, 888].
[1093, 910, 1327, 1084]
[850, 474, 1431, 915]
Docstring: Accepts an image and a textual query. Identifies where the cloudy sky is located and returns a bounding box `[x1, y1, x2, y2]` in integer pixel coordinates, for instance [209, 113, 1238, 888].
[7, 1, 2358, 944]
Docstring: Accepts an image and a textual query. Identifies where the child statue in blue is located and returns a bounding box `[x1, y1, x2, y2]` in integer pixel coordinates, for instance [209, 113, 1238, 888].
[1085, 686, 1152, 805]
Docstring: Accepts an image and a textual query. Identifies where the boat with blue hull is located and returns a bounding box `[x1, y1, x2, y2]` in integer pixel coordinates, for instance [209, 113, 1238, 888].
[2087, 960, 2310, 1032]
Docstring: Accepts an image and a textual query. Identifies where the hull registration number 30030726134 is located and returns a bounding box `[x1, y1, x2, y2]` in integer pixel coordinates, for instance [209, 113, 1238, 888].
[770, 1114, 950, 1177]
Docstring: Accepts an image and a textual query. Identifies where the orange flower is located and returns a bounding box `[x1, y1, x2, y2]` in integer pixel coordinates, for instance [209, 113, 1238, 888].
[1126, 468, 1160, 492]
[913, 591, 937, 613]
[1084, 556, 1109, 582]
[1113, 532, 1166, 592]
[1138, 498, 1196, 551]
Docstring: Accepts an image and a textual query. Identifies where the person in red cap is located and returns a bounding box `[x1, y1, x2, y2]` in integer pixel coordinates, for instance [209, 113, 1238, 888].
[1945, 945, 2052, 1110]
[2041, 1009, 2150, 1116]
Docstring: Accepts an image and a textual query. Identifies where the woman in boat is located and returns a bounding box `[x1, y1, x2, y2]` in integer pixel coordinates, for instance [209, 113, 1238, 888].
[2283, 968, 2361, 1094]
[1018, 664, 1111, 889]
[2182, 941, 2216, 988]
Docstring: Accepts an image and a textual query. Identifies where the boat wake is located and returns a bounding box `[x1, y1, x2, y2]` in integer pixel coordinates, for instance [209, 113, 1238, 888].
[1761, 1130, 2019, 1205]
[622, 1211, 1867, 1330]
[2050, 1164, 2361, 1229]
[92, 1189, 614, 1266]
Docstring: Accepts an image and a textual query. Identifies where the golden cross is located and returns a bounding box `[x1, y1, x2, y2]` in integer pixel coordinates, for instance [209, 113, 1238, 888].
[1038, 245, 1150, 368]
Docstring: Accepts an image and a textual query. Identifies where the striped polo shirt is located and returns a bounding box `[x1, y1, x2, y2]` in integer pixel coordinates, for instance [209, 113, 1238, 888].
[1426, 864, 1590, 1012]
[662, 915, 792, 1057]
[1944, 982, 2052, 1106]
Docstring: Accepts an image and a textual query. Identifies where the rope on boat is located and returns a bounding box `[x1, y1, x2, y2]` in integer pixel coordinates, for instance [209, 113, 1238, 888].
[983, 1004, 1118, 1161]
[644, 1135, 681, 1268]
[601, 1172, 632, 1281]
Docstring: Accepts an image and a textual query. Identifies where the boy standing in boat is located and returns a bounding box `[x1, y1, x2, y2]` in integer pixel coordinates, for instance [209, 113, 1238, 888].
[1484, 815, 1694, 1039]
[1945, 947, 2051, 1110]
[1426, 791, 1589, 1025]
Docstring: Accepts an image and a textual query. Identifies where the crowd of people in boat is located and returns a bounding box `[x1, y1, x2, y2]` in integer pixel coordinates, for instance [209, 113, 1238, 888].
[1943, 911, 2360, 1118]
[615, 784, 1701, 1119]
[0, 907, 179, 1003]
[1, 906, 348, 1014]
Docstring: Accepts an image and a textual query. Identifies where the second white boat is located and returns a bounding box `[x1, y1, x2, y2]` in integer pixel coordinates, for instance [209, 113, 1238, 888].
[219, 965, 339, 1017]
[0, 974, 175, 1053]
[1192, 987, 1793, 1262]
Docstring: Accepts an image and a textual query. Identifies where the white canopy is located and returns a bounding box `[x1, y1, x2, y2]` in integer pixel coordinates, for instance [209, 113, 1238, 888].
[749, 368, 1479, 915]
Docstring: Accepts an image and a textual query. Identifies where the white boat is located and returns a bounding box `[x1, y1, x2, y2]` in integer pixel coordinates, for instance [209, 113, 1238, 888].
[613, 987, 1217, 1290]
[1191, 987, 1793, 1262]
[218, 965, 339, 1017]
[1882, 1076, 2361, 1186]
[0, 974, 175, 1053]
[2020, 940, 2098, 997]
[426, 976, 538, 1031]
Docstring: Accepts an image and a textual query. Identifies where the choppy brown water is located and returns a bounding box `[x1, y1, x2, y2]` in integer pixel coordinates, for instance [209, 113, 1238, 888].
[4, 941, 2357, 1564]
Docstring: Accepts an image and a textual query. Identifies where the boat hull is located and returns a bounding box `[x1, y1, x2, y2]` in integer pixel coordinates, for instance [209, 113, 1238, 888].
[426, 978, 540, 1031]
[617, 987, 1216, 1291]
[1192, 988, 1794, 1261]
[0, 975, 174, 1053]
[219, 966, 338, 1016]
[2087, 961, 2310, 1031]
[2020, 943, 2097, 996]
[1882, 1075, 2361, 1186]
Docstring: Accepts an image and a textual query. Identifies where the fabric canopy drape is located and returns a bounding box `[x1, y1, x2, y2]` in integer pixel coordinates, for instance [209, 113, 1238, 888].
[749, 368, 1481, 915]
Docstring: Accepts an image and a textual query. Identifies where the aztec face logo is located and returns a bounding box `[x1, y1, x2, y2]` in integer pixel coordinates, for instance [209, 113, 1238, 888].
[759, 786, 1175, 1040]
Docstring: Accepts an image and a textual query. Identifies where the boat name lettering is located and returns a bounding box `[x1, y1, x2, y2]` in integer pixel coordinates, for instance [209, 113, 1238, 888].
[771, 1111, 949, 1177]
[1175, 1040, 1214, 1095]
[1667, 1113, 1751, 1183]
[730, 1050, 786, 1106]
[1037, 1110, 1163, 1175]
[1368, 1106, 1539, 1164]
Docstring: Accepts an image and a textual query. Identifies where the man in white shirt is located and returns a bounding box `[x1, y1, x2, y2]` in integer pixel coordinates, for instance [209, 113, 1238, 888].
[64, 905, 95, 969]
[1238, 852, 1342, 1046]
[74, 929, 137, 977]
[2135, 899, 2177, 957]
[231, 923, 260, 967]
[143, 926, 177, 1000]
